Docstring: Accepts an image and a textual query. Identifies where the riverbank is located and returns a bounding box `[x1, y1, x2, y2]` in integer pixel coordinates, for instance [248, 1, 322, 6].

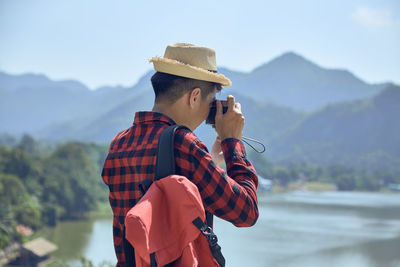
[269, 181, 400, 194]
[0, 201, 113, 266]
[30, 201, 112, 240]
[271, 181, 337, 193]
[9, 192, 400, 267]
[22, 201, 114, 267]
[37, 191, 400, 267]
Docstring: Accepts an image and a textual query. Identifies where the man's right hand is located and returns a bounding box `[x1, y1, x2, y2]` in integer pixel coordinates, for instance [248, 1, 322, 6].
[215, 95, 244, 140]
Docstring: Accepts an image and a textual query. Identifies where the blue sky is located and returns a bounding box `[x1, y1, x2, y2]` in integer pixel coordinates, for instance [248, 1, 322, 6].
[0, 0, 399, 89]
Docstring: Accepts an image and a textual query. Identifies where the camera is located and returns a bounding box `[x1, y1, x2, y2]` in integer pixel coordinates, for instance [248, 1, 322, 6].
[206, 100, 228, 125]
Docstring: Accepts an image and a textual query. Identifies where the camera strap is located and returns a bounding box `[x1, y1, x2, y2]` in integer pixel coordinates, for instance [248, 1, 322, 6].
[242, 136, 266, 153]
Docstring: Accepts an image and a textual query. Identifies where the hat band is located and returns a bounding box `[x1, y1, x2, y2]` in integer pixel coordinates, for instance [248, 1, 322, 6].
[208, 70, 217, 73]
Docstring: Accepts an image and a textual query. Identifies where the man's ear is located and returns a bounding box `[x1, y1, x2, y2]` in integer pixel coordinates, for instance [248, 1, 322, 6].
[189, 88, 201, 109]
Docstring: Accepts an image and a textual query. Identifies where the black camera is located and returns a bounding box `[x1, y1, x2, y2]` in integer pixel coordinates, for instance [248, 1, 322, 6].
[206, 99, 266, 153]
[206, 100, 228, 125]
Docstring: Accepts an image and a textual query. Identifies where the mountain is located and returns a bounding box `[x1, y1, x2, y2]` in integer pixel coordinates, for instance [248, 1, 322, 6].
[220, 52, 388, 111]
[0, 72, 93, 134]
[270, 84, 400, 171]
[36, 87, 304, 147]
[37, 90, 155, 143]
[0, 72, 88, 92]
[0, 71, 153, 135]
[0, 51, 389, 134]
[0, 51, 392, 149]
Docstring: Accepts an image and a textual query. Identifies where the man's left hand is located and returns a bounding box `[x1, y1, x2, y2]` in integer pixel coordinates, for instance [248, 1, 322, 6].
[211, 136, 224, 166]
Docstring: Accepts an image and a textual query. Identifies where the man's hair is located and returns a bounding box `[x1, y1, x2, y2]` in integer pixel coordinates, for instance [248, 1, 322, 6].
[151, 72, 222, 104]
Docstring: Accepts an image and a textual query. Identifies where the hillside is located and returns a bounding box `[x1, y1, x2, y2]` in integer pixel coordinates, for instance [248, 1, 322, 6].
[0, 51, 388, 137]
[0, 71, 153, 135]
[271, 84, 400, 172]
[1, 53, 399, 172]
[36, 88, 305, 146]
[220, 52, 387, 111]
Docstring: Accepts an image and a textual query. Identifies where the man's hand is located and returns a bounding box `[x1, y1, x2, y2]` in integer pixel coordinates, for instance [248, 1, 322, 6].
[215, 95, 244, 140]
[211, 136, 224, 166]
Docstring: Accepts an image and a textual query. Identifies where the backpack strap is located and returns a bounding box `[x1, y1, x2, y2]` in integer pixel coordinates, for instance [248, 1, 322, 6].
[159, 125, 223, 265]
[154, 125, 187, 180]
[124, 125, 187, 267]
[192, 217, 226, 267]
[206, 210, 214, 228]
[125, 124, 220, 267]
[123, 226, 136, 267]
[156, 125, 214, 227]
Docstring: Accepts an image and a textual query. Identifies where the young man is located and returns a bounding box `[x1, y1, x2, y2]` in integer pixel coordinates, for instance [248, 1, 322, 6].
[102, 43, 259, 266]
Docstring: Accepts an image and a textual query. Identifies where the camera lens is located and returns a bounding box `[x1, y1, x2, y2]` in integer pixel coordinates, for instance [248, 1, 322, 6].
[206, 100, 228, 125]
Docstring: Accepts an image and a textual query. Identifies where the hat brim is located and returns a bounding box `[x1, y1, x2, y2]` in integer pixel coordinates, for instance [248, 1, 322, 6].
[150, 57, 232, 87]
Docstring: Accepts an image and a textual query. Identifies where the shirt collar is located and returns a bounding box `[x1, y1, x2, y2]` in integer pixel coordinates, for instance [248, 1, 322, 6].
[133, 111, 177, 126]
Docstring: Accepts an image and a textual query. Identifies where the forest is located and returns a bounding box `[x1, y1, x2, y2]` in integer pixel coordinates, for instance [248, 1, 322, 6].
[1, 134, 399, 250]
[0, 135, 107, 249]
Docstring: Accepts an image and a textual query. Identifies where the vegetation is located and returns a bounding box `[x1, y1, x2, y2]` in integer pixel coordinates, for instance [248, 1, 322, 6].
[271, 85, 400, 174]
[249, 151, 400, 192]
[1, 131, 399, 250]
[47, 257, 114, 267]
[0, 135, 108, 249]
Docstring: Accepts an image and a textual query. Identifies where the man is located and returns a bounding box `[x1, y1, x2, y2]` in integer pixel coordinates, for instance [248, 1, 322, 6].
[102, 43, 259, 266]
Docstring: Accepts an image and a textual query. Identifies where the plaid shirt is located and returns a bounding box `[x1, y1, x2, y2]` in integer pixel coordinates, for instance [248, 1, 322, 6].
[102, 111, 259, 266]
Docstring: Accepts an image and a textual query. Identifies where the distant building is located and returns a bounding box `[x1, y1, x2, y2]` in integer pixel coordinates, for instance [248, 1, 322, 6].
[8, 237, 58, 267]
[258, 176, 272, 192]
[0, 242, 20, 266]
[388, 183, 400, 192]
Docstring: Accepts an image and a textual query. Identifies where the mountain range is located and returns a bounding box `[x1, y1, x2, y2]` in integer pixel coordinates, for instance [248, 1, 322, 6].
[0, 51, 398, 171]
[270, 84, 400, 171]
[220, 52, 388, 110]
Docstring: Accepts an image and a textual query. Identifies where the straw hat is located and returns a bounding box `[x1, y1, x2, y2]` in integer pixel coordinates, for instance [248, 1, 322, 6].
[150, 43, 232, 87]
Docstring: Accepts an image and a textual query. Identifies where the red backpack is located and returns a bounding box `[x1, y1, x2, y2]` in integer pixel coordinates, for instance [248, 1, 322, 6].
[124, 125, 225, 267]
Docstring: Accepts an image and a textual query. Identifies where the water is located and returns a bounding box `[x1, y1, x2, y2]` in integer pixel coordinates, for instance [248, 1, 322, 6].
[45, 192, 400, 267]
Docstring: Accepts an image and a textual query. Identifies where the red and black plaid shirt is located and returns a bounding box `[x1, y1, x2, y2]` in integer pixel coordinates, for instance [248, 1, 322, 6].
[102, 111, 259, 266]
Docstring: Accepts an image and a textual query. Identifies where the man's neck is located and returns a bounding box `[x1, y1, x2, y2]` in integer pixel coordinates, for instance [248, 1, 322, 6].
[152, 102, 194, 131]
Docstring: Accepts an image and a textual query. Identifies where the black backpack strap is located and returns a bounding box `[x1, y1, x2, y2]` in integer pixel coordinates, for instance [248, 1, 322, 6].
[157, 126, 216, 227]
[124, 125, 187, 267]
[192, 217, 225, 267]
[155, 125, 189, 180]
[206, 211, 214, 228]
[125, 124, 221, 267]
[159, 126, 222, 264]
[123, 226, 136, 267]
[150, 253, 157, 267]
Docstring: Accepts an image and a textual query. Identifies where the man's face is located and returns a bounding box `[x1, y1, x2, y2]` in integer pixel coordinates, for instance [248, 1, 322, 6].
[197, 89, 217, 126]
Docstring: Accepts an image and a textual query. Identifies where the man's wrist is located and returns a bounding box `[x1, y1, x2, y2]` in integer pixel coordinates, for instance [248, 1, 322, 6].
[221, 137, 240, 143]
[221, 138, 247, 162]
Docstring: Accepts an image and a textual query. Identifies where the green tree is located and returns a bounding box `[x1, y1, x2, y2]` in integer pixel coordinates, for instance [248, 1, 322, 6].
[248, 151, 274, 179]
[17, 134, 37, 154]
[0, 147, 42, 195]
[273, 166, 291, 187]
[335, 174, 356, 191]
[0, 173, 41, 230]
[42, 142, 101, 219]
[356, 173, 381, 191]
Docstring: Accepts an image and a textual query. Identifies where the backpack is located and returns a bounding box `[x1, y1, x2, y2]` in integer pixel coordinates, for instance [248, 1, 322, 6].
[124, 125, 225, 267]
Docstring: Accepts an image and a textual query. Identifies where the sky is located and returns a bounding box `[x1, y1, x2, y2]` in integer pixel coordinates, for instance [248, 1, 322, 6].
[0, 0, 399, 89]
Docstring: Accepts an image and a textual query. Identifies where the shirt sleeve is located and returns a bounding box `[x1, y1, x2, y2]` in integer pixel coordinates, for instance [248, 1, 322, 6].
[174, 129, 259, 227]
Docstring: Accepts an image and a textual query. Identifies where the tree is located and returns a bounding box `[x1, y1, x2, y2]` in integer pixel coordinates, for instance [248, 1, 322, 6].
[273, 166, 291, 187]
[42, 142, 101, 219]
[335, 174, 356, 191]
[0, 174, 41, 230]
[356, 172, 381, 191]
[248, 150, 273, 178]
[17, 134, 37, 154]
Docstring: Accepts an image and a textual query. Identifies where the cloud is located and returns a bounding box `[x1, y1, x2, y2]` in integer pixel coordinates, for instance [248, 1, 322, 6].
[351, 7, 396, 28]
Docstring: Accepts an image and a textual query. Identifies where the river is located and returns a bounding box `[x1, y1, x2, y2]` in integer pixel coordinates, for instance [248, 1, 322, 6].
[43, 191, 400, 267]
